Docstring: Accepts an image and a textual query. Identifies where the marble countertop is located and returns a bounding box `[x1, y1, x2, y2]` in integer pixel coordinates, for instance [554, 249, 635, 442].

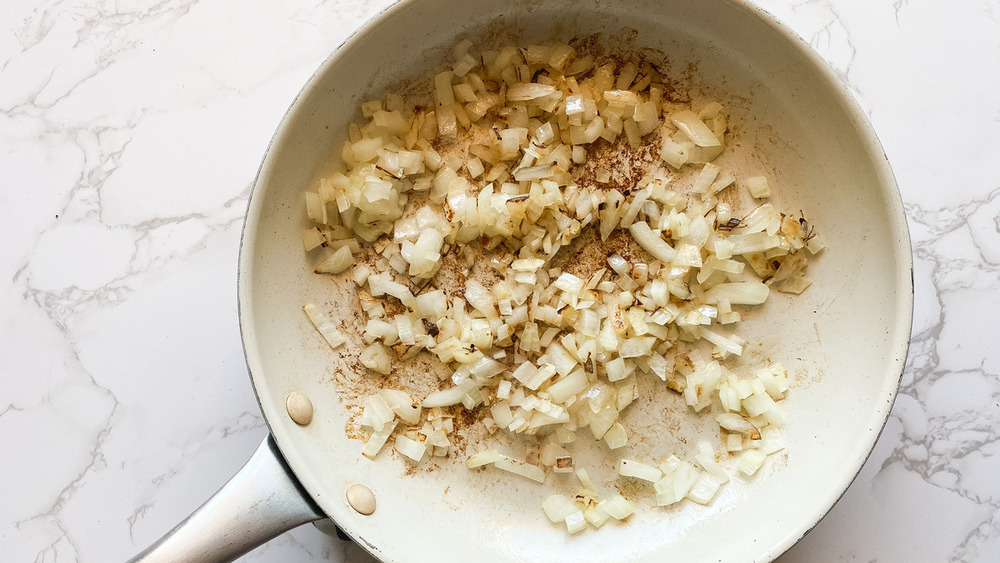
[3, 0, 998, 561]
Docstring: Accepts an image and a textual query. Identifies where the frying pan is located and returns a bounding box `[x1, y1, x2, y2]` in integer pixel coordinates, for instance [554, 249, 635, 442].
[129, 0, 913, 561]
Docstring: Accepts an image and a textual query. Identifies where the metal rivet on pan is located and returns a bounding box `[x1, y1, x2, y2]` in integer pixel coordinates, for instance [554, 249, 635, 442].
[346, 483, 376, 515]
[285, 392, 314, 426]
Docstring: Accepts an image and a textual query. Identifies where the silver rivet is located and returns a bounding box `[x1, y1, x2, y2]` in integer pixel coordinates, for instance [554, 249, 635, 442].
[346, 483, 376, 515]
[285, 392, 314, 426]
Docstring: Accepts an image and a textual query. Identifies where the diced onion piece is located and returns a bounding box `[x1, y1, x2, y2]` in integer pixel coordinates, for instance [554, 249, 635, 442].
[361, 393, 395, 432]
[301, 228, 325, 251]
[629, 222, 678, 262]
[619, 459, 662, 482]
[495, 454, 546, 483]
[716, 413, 761, 440]
[360, 343, 392, 374]
[546, 342, 579, 377]
[564, 510, 587, 534]
[553, 272, 585, 295]
[738, 448, 767, 476]
[584, 505, 611, 528]
[726, 232, 781, 254]
[507, 82, 558, 101]
[760, 427, 785, 455]
[526, 363, 557, 390]
[746, 176, 771, 198]
[546, 368, 588, 404]
[685, 473, 723, 505]
[604, 423, 628, 449]
[755, 363, 789, 399]
[542, 494, 578, 522]
[575, 468, 597, 491]
[598, 495, 634, 520]
[806, 234, 826, 254]
[709, 170, 736, 194]
[368, 274, 416, 306]
[742, 388, 778, 418]
[315, 245, 354, 274]
[705, 282, 769, 306]
[604, 90, 640, 106]
[725, 433, 744, 452]
[692, 163, 721, 193]
[496, 380, 512, 400]
[778, 272, 812, 294]
[540, 442, 573, 470]
[378, 389, 422, 425]
[654, 459, 700, 505]
[604, 357, 632, 382]
[670, 110, 721, 147]
[305, 192, 326, 224]
[423, 380, 478, 408]
[395, 434, 427, 462]
[695, 445, 729, 484]
[434, 71, 455, 105]
[467, 449, 501, 469]
[465, 279, 496, 318]
[407, 228, 444, 276]
[513, 164, 555, 182]
[660, 136, 689, 169]
[700, 327, 744, 357]
[362, 420, 398, 458]
[302, 303, 347, 349]
[619, 336, 656, 358]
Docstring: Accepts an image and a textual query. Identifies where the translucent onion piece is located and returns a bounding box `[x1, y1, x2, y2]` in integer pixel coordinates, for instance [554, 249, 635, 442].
[302, 303, 347, 349]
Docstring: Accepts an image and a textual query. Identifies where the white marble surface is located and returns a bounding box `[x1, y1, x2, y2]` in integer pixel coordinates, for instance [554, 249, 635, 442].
[2, 0, 998, 561]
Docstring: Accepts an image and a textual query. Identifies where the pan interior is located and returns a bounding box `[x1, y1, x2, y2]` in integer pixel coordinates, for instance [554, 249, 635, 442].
[239, 0, 911, 561]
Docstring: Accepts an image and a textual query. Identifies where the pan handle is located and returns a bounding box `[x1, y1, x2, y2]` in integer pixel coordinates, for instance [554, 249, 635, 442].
[128, 434, 325, 563]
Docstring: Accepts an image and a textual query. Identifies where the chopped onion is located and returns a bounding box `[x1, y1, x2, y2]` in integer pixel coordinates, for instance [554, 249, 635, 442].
[466, 449, 501, 468]
[423, 379, 478, 408]
[685, 473, 723, 505]
[695, 442, 729, 483]
[546, 368, 588, 404]
[362, 420, 398, 458]
[738, 448, 767, 476]
[360, 343, 392, 374]
[670, 110, 721, 147]
[629, 221, 678, 262]
[598, 495, 634, 520]
[541, 494, 578, 522]
[395, 434, 427, 462]
[507, 82, 558, 101]
[716, 413, 761, 440]
[303, 40, 824, 535]
[378, 389, 422, 425]
[361, 393, 395, 432]
[513, 164, 556, 182]
[604, 423, 628, 449]
[302, 303, 347, 349]
[692, 163, 721, 193]
[315, 245, 354, 274]
[654, 458, 699, 505]
[619, 459, 662, 482]
[564, 510, 587, 534]
[705, 282, 769, 306]
[494, 454, 546, 483]
[745, 175, 771, 198]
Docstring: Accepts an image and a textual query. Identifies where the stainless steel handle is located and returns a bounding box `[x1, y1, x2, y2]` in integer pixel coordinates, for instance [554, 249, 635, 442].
[128, 434, 325, 563]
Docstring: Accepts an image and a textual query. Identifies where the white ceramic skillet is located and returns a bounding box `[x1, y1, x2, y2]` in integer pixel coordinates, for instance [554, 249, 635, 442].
[129, 0, 913, 561]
